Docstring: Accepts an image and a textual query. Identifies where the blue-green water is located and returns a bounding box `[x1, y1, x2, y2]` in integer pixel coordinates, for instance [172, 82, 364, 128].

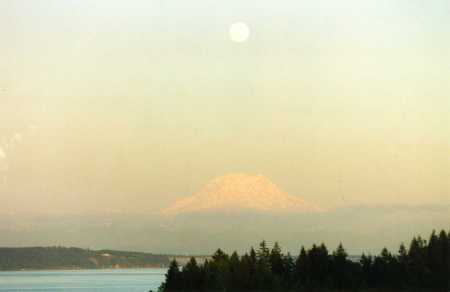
[0, 269, 166, 292]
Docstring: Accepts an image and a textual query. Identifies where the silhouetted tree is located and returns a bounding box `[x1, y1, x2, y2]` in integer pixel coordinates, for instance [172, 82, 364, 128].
[160, 260, 181, 291]
[360, 253, 373, 287]
[282, 252, 295, 289]
[436, 230, 449, 289]
[295, 246, 309, 287]
[397, 243, 409, 287]
[408, 236, 428, 287]
[308, 243, 329, 287]
[331, 243, 350, 289]
[181, 257, 201, 290]
[269, 242, 284, 276]
[159, 229, 450, 292]
[427, 230, 441, 288]
[227, 251, 241, 290]
[256, 241, 272, 289]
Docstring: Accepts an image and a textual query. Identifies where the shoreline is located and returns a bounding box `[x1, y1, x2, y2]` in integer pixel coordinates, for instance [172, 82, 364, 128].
[0, 267, 168, 273]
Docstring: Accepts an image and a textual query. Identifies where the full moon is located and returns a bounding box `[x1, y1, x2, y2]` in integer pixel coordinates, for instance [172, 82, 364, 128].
[229, 22, 250, 43]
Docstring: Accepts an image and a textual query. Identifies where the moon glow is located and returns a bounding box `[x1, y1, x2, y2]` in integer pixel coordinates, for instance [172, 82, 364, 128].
[229, 22, 250, 43]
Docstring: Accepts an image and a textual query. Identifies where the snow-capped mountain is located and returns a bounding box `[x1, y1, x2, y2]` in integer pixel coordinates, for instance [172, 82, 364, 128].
[162, 173, 322, 216]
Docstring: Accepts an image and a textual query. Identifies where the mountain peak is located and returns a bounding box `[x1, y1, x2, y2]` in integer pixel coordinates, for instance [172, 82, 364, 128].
[162, 173, 322, 216]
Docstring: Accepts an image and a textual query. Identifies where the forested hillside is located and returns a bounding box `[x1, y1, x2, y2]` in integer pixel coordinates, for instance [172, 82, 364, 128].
[0, 247, 169, 270]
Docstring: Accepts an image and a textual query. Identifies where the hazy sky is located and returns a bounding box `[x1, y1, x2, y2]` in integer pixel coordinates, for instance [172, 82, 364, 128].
[1, 0, 449, 216]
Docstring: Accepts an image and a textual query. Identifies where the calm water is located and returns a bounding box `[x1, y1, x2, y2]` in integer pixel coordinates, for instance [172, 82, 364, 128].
[0, 269, 166, 292]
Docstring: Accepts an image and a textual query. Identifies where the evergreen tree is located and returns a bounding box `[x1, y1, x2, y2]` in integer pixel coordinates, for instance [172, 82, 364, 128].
[397, 243, 408, 287]
[256, 241, 272, 289]
[210, 249, 230, 290]
[308, 243, 329, 287]
[381, 247, 398, 287]
[248, 247, 258, 289]
[408, 236, 428, 287]
[437, 230, 449, 289]
[427, 230, 440, 288]
[181, 257, 201, 290]
[257, 240, 270, 264]
[269, 242, 284, 276]
[160, 260, 181, 292]
[360, 253, 373, 287]
[239, 253, 255, 290]
[227, 251, 241, 290]
[212, 248, 228, 262]
[332, 243, 349, 289]
[282, 252, 295, 289]
[249, 247, 257, 270]
[295, 246, 309, 287]
[158, 229, 450, 292]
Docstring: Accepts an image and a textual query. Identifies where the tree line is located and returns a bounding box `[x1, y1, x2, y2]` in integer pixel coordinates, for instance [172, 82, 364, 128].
[158, 229, 450, 291]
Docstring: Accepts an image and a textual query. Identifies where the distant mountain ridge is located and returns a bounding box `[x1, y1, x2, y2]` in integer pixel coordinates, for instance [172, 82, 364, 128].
[162, 173, 322, 216]
[0, 246, 170, 271]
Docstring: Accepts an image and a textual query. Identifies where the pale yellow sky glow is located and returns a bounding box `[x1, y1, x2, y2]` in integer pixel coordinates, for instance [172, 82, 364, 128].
[0, 0, 449, 217]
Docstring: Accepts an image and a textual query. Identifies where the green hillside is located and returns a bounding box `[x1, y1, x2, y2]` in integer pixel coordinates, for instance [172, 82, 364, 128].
[0, 246, 169, 270]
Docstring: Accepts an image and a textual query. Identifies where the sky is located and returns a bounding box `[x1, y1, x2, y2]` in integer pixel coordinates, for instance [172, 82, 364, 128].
[0, 0, 449, 220]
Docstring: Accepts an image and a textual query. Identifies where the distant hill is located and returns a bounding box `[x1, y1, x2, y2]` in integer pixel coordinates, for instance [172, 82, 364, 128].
[0, 247, 170, 271]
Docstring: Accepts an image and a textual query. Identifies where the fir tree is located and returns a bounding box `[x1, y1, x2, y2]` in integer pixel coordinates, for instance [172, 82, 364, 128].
[269, 242, 284, 276]
[158, 229, 450, 292]
[160, 259, 181, 292]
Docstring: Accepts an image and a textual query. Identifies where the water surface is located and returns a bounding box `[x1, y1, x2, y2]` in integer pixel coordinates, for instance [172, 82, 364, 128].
[0, 268, 166, 292]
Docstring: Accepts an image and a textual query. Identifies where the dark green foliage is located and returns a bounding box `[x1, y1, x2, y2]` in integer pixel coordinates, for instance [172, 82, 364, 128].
[159, 229, 450, 291]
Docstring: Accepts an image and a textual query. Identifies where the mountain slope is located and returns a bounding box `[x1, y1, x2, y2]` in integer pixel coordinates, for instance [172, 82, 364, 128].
[162, 173, 321, 216]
